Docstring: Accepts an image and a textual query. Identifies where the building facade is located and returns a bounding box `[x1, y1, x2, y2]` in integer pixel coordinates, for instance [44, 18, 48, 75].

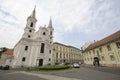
[0, 49, 13, 66]
[11, 7, 54, 68]
[52, 42, 83, 65]
[83, 30, 120, 67]
[81, 41, 94, 50]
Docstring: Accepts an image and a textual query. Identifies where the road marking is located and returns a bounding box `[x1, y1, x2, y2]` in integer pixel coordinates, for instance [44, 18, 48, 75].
[20, 71, 82, 80]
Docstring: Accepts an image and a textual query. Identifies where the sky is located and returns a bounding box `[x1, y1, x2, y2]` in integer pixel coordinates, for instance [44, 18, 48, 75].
[0, 0, 120, 49]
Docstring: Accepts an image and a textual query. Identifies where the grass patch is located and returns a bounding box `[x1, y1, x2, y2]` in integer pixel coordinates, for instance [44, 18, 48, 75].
[26, 65, 71, 71]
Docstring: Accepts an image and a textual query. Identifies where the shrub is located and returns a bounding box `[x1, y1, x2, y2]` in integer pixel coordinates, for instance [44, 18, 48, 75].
[26, 65, 71, 71]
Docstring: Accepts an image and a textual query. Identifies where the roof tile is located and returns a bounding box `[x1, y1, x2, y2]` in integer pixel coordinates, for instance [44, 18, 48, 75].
[85, 30, 120, 51]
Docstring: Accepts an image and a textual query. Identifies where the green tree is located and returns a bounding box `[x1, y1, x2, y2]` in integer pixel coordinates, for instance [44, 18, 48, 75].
[0, 47, 8, 58]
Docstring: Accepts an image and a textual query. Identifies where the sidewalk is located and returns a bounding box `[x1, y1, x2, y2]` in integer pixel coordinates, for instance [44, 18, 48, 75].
[81, 64, 120, 75]
[20, 71, 81, 80]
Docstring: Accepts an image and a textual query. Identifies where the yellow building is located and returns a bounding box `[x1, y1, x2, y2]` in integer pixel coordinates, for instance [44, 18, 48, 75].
[83, 30, 120, 67]
[52, 42, 83, 65]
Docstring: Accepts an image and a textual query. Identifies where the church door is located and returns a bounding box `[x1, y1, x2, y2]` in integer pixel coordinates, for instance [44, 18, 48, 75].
[39, 59, 43, 66]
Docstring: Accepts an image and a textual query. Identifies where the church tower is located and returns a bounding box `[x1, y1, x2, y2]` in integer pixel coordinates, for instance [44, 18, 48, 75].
[47, 17, 54, 43]
[47, 17, 54, 65]
[22, 6, 37, 39]
[12, 7, 54, 68]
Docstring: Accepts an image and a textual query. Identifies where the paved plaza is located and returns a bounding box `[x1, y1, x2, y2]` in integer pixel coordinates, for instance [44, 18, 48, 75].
[0, 66, 120, 80]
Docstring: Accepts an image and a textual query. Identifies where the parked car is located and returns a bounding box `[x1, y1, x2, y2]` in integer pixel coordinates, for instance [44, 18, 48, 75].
[0, 65, 3, 70]
[73, 63, 80, 68]
[0, 65, 10, 70]
[3, 65, 10, 70]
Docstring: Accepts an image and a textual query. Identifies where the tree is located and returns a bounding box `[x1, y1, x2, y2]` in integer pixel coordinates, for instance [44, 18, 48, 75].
[0, 47, 8, 58]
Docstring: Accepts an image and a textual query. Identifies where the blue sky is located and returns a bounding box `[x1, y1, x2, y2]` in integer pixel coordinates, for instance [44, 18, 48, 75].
[0, 0, 120, 48]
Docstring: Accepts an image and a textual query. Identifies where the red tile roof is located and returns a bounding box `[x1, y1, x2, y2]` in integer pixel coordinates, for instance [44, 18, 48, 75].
[3, 49, 14, 55]
[85, 30, 120, 51]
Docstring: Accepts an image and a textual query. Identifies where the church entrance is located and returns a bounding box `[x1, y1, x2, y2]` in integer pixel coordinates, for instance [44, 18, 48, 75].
[39, 59, 43, 66]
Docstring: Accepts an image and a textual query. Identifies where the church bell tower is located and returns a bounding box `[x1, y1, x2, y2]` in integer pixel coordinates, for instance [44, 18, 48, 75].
[22, 6, 37, 39]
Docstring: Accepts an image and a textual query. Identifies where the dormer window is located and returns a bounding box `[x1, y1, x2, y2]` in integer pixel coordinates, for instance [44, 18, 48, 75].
[49, 50, 51, 54]
[43, 32, 46, 35]
[30, 22, 33, 27]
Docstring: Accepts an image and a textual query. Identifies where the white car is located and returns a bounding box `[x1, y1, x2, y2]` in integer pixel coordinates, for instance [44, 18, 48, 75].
[73, 63, 80, 68]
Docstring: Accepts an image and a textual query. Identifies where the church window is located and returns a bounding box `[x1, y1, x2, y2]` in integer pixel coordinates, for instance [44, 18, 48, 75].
[49, 50, 51, 54]
[30, 22, 33, 27]
[22, 57, 26, 62]
[43, 32, 46, 35]
[28, 35, 31, 38]
[25, 46, 28, 51]
[49, 58, 51, 61]
[40, 43, 45, 53]
[29, 30, 32, 32]
[50, 37, 52, 39]
[50, 31, 52, 35]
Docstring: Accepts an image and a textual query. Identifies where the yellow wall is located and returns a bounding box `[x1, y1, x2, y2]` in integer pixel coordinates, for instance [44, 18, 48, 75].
[84, 39, 120, 67]
[52, 43, 83, 65]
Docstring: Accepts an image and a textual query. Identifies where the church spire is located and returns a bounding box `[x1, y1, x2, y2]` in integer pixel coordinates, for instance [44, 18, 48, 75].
[48, 16, 53, 28]
[31, 5, 36, 18]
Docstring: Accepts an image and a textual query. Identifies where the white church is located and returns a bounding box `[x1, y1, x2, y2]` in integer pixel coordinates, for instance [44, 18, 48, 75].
[11, 7, 54, 68]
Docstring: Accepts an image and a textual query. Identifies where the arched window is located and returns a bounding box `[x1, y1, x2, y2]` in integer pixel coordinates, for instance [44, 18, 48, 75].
[25, 46, 28, 51]
[40, 43, 45, 53]
[22, 57, 26, 62]
[30, 22, 33, 27]
[28, 35, 31, 38]
[43, 32, 46, 35]
[50, 31, 52, 35]
[29, 30, 32, 32]
[49, 50, 51, 54]
[49, 58, 51, 61]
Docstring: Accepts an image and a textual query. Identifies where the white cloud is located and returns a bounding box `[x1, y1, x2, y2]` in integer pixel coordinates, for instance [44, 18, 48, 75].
[0, 0, 120, 48]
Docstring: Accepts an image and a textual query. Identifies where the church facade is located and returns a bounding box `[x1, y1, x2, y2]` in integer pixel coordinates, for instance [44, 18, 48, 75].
[11, 7, 54, 68]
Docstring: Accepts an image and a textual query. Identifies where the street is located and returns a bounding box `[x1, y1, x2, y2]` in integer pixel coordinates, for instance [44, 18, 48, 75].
[0, 66, 120, 80]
